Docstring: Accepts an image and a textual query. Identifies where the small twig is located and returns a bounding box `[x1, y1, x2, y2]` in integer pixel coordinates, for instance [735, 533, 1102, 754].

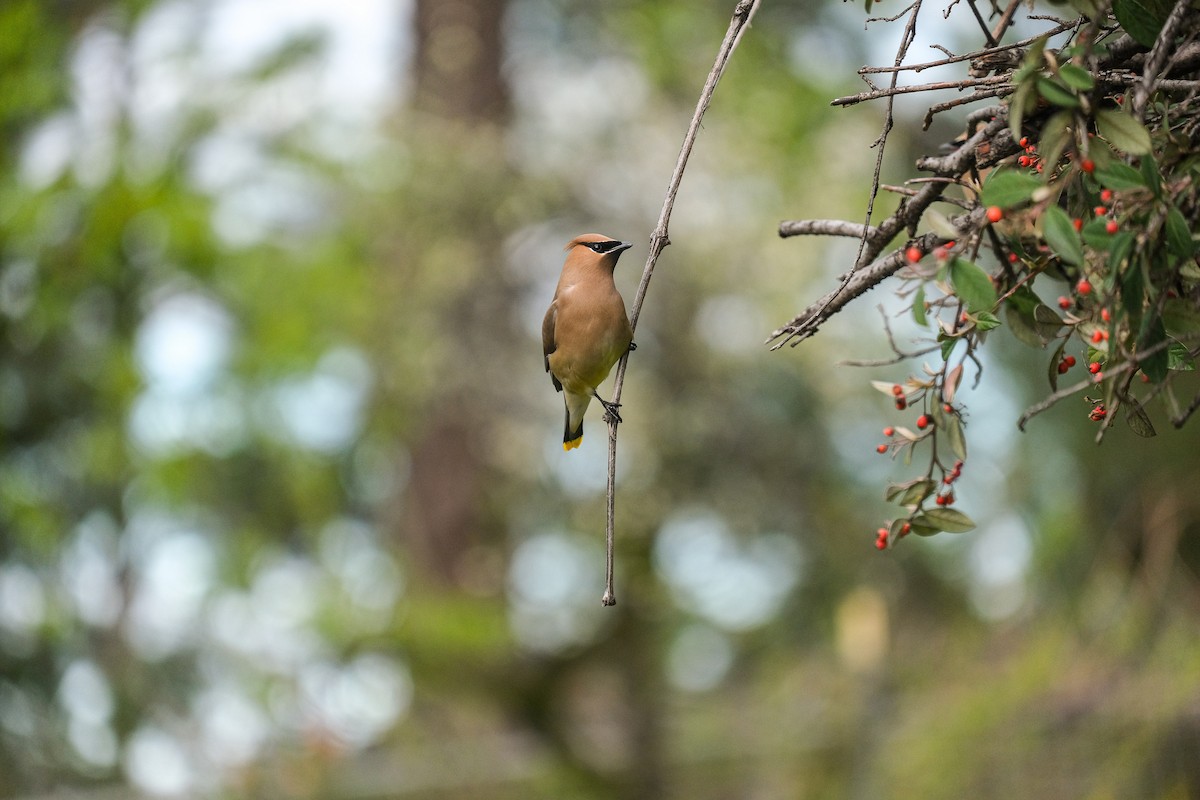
[1132, 0, 1192, 119]
[833, 73, 1009, 107]
[857, 22, 1075, 74]
[922, 86, 1014, 128]
[840, 305, 942, 365]
[1171, 388, 1200, 428]
[601, 0, 760, 607]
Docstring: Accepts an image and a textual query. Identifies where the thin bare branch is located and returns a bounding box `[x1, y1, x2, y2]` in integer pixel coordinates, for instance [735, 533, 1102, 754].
[779, 219, 879, 239]
[601, 0, 760, 607]
[833, 73, 1009, 106]
[1132, 0, 1194, 118]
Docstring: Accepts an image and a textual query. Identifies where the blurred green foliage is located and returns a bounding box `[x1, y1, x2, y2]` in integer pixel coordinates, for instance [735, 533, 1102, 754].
[0, 1, 1197, 799]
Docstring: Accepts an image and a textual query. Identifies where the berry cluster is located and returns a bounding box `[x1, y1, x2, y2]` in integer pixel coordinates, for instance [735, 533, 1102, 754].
[871, 372, 973, 549]
[1016, 136, 1043, 172]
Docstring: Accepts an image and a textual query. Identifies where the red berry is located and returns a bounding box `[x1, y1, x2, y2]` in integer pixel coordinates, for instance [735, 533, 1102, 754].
[1100, 189, 1113, 203]
[1091, 330, 1104, 343]
[1101, 308, 1111, 323]
[1058, 360, 1070, 374]
[883, 426, 895, 437]
[953, 460, 964, 470]
[936, 246, 950, 261]
[1076, 279, 1092, 295]
[1008, 252, 1020, 263]
[943, 492, 955, 506]
[891, 384, 904, 396]
[944, 475, 955, 484]
[1019, 137, 1029, 148]
[986, 206, 1004, 223]
[943, 403, 953, 413]
[1072, 217, 1083, 232]
[895, 398, 907, 410]
[1058, 296, 1071, 310]
[1064, 355, 1076, 367]
[906, 246, 922, 263]
[901, 523, 911, 535]
[875, 538, 887, 550]
[916, 414, 931, 429]
[876, 444, 888, 454]
[935, 495, 947, 506]
[1081, 159, 1095, 174]
[1088, 361, 1102, 374]
[1106, 220, 1118, 234]
[1094, 206, 1107, 217]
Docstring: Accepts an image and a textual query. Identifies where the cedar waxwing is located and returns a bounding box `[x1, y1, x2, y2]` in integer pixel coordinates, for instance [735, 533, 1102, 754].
[543, 233, 635, 451]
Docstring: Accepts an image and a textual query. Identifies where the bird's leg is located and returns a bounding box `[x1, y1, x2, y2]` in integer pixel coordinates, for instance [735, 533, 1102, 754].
[593, 390, 623, 424]
[628, 342, 637, 352]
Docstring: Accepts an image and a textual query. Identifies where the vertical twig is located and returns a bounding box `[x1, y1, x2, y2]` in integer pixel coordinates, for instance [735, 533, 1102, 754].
[772, 0, 923, 350]
[600, 0, 762, 606]
[1132, 0, 1191, 120]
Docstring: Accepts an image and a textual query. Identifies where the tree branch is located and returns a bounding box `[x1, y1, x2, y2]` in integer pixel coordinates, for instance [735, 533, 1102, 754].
[600, 0, 761, 607]
[767, 115, 1011, 348]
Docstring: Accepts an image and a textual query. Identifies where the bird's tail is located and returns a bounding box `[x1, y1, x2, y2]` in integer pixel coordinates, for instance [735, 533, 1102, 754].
[562, 391, 590, 451]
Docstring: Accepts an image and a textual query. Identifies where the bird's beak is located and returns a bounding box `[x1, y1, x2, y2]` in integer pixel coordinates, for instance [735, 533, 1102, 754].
[613, 241, 633, 254]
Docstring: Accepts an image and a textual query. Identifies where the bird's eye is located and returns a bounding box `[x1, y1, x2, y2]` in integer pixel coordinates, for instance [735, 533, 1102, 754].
[588, 242, 604, 253]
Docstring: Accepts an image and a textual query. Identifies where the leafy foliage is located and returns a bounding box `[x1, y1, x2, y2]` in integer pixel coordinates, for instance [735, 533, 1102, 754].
[775, 2, 1200, 547]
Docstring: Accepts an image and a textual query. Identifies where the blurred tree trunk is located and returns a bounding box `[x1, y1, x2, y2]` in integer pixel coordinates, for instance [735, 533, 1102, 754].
[397, 0, 509, 584]
[412, 0, 510, 124]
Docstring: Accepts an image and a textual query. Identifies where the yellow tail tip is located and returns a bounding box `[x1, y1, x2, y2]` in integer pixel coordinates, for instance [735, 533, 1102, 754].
[563, 436, 582, 451]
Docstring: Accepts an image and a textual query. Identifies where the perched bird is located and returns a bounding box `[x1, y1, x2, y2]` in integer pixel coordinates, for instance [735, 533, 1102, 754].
[542, 233, 636, 451]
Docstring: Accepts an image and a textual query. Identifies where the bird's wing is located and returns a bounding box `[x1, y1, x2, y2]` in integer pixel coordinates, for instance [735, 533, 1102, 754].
[542, 301, 562, 391]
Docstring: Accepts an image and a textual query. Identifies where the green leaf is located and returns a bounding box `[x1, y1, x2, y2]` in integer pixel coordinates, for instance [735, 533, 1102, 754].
[1042, 205, 1085, 266]
[1005, 285, 1064, 348]
[909, 520, 943, 537]
[1109, 231, 1135, 271]
[1082, 217, 1115, 249]
[1113, 0, 1171, 47]
[1008, 79, 1036, 143]
[1038, 111, 1074, 177]
[1037, 77, 1081, 108]
[981, 168, 1043, 208]
[1095, 162, 1146, 190]
[1139, 314, 1170, 383]
[914, 508, 976, 534]
[1058, 63, 1096, 91]
[1124, 397, 1157, 437]
[1162, 298, 1200, 338]
[945, 414, 968, 461]
[949, 258, 998, 312]
[940, 336, 958, 361]
[1140, 153, 1163, 196]
[1168, 341, 1196, 371]
[1165, 206, 1195, 260]
[974, 311, 1001, 331]
[912, 284, 927, 327]
[1096, 109, 1152, 155]
[886, 478, 935, 506]
[1047, 338, 1067, 390]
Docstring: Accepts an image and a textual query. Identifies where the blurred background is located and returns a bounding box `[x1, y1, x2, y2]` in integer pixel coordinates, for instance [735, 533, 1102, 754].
[1, 0, 1199, 797]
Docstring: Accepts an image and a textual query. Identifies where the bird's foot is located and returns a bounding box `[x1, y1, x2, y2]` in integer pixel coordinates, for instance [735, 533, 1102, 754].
[628, 341, 637, 352]
[598, 398, 623, 424]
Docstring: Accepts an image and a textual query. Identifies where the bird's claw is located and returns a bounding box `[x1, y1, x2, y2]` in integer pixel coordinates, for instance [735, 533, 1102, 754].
[599, 399, 623, 424]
